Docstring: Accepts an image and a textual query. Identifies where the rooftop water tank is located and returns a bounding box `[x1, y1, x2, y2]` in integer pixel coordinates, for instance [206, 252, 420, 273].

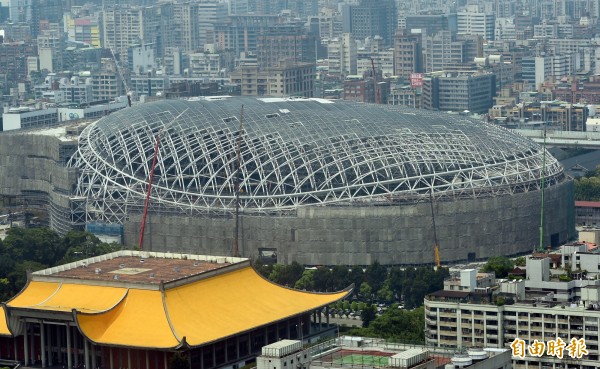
[467, 349, 488, 361]
[451, 355, 473, 367]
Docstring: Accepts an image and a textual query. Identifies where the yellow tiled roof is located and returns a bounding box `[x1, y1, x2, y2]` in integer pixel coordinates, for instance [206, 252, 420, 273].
[8, 281, 60, 307]
[164, 266, 349, 347]
[77, 289, 180, 348]
[3, 266, 349, 348]
[0, 307, 10, 336]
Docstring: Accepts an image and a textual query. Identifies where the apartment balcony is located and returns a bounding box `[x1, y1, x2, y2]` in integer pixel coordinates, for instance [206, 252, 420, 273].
[584, 337, 598, 344]
[429, 329, 437, 335]
[571, 327, 584, 335]
[425, 317, 436, 325]
[426, 310, 437, 318]
[440, 339, 459, 346]
[438, 312, 456, 318]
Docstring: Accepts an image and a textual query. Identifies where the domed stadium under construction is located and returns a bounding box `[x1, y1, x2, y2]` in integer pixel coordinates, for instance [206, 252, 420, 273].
[0, 97, 575, 265]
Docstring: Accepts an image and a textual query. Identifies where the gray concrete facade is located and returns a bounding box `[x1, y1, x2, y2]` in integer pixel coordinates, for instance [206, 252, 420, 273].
[125, 179, 575, 265]
[0, 129, 81, 233]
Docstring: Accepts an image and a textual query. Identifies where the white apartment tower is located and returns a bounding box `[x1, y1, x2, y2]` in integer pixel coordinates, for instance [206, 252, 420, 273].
[457, 5, 495, 41]
[425, 245, 600, 369]
[326, 33, 357, 77]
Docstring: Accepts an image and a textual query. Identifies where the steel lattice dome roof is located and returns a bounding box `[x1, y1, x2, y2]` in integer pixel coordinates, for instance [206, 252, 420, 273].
[71, 97, 564, 222]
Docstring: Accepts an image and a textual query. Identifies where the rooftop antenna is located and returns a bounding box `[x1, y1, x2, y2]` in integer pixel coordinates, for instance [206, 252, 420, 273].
[539, 125, 547, 252]
[234, 104, 244, 257]
[138, 109, 188, 251]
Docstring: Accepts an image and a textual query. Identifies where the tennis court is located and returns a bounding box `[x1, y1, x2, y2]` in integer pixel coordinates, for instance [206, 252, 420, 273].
[318, 349, 394, 367]
[333, 354, 390, 366]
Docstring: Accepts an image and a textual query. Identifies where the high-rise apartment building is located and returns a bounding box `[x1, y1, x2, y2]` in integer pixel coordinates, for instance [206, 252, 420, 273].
[0, 41, 37, 93]
[230, 62, 315, 97]
[393, 29, 423, 81]
[403, 14, 457, 38]
[325, 33, 357, 77]
[228, 0, 249, 14]
[287, 0, 319, 18]
[197, 0, 227, 49]
[172, 2, 199, 52]
[342, 0, 397, 46]
[424, 31, 467, 73]
[457, 5, 496, 41]
[307, 15, 343, 40]
[37, 28, 63, 72]
[256, 24, 317, 68]
[214, 14, 281, 55]
[521, 56, 552, 90]
[63, 13, 101, 47]
[421, 72, 496, 113]
[102, 5, 171, 63]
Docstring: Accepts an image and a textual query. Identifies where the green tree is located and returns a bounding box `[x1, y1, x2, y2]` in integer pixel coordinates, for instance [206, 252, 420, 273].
[351, 306, 425, 343]
[59, 232, 121, 264]
[253, 259, 273, 278]
[359, 282, 373, 302]
[365, 260, 387, 294]
[0, 278, 11, 302]
[312, 267, 332, 291]
[348, 267, 365, 296]
[481, 256, 514, 278]
[294, 270, 315, 290]
[331, 265, 350, 290]
[360, 304, 377, 327]
[376, 282, 394, 303]
[514, 256, 526, 267]
[269, 261, 304, 287]
[3, 227, 65, 266]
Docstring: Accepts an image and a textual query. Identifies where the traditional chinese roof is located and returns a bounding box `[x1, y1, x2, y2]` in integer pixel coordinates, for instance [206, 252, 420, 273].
[0, 251, 350, 349]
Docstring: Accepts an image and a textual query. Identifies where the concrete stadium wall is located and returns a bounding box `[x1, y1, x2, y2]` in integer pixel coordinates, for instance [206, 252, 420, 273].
[0, 131, 79, 233]
[0, 128, 576, 266]
[125, 180, 575, 266]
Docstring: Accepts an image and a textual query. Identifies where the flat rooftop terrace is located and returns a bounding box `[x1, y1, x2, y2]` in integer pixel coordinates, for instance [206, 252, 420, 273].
[32, 250, 248, 286]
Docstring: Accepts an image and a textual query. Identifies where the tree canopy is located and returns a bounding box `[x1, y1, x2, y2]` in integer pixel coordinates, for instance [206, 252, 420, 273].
[350, 306, 425, 343]
[253, 260, 449, 309]
[480, 256, 514, 278]
[0, 228, 121, 301]
[575, 165, 600, 201]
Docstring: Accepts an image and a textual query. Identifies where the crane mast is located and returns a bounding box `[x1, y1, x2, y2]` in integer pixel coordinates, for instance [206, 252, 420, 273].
[429, 190, 441, 268]
[370, 57, 380, 104]
[234, 105, 244, 257]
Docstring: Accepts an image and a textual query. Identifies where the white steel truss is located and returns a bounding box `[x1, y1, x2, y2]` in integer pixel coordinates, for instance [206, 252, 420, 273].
[68, 97, 565, 224]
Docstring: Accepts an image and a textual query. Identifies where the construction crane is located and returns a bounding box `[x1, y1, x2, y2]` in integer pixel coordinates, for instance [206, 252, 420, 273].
[102, 3, 132, 106]
[233, 105, 244, 257]
[429, 190, 441, 269]
[539, 126, 547, 252]
[370, 57, 380, 104]
[138, 109, 188, 251]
